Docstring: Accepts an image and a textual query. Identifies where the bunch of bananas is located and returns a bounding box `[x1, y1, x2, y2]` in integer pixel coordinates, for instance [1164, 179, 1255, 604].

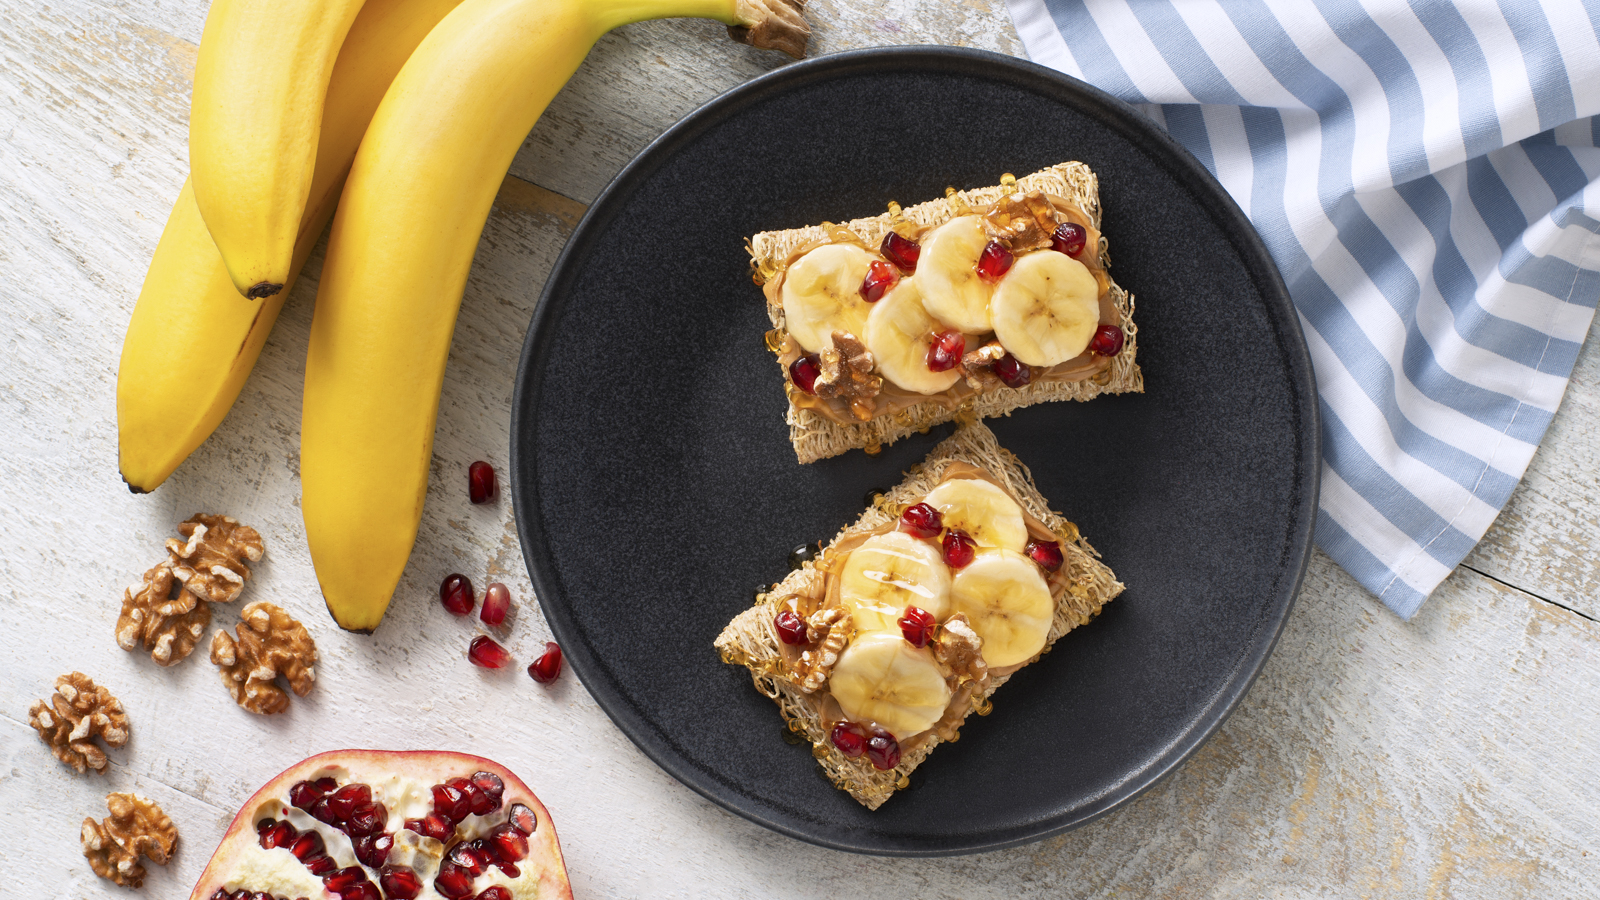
[117, 0, 810, 632]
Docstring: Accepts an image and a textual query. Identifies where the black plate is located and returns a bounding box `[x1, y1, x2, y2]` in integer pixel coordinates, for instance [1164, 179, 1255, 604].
[511, 46, 1318, 855]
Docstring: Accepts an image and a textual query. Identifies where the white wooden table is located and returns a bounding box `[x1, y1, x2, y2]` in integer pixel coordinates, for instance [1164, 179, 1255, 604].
[4, 1, 1598, 896]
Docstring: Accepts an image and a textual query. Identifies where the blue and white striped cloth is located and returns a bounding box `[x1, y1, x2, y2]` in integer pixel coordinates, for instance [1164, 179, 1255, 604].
[1007, 0, 1600, 618]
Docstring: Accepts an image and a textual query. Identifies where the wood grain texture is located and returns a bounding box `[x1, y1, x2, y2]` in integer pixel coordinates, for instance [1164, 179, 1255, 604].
[1, 0, 1597, 897]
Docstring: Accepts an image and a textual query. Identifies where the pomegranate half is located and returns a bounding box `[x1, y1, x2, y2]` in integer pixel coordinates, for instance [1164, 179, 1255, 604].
[189, 750, 573, 900]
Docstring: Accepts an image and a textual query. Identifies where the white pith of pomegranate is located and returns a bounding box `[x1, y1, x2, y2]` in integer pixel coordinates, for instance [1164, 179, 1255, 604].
[188, 750, 572, 900]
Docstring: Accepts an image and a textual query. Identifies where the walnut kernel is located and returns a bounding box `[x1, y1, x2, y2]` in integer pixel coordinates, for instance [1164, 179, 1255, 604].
[166, 514, 265, 604]
[82, 793, 177, 888]
[210, 601, 316, 714]
[28, 673, 129, 774]
[813, 331, 882, 421]
[116, 563, 211, 666]
[792, 607, 851, 693]
[982, 190, 1059, 251]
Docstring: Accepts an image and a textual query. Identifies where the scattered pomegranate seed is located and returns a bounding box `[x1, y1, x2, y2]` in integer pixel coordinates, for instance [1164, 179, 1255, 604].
[926, 330, 965, 372]
[881, 231, 921, 274]
[975, 240, 1014, 281]
[440, 573, 475, 616]
[488, 822, 530, 862]
[1051, 221, 1087, 256]
[468, 636, 511, 669]
[379, 866, 423, 900]
[1027, 539, 1065, 572]
[507, 803, 538, 835]
[477, 888, 513, 900]
[480, 583, 511, 626]
[898, 502, 943, 539]
[468, 460, 498, 504]
[898, 607, 938, 648]
[323, 867, 366, 894]
[1089, 324, 1125, 357]
[789, 354, 821, 394]
[433, 862, 475, 900]
[326, 784, 371, 823]
[774, 610, 808, 645]
[470, 771, 505, 808]
[860, 259, 899, 302]
[831, 721, 868, 758]
[866, 729, 902, 770]
[528, 642, 563, 684]
[942, 530, 976, 569]
[994, 353, 1031, 388]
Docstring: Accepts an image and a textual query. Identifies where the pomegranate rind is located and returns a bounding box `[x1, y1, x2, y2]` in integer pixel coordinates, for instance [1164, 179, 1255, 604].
[187, 749, 573, 900]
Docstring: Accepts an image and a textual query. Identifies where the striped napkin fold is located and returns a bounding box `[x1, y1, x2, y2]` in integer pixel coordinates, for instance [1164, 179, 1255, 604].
[1006, 0, 1600, 618]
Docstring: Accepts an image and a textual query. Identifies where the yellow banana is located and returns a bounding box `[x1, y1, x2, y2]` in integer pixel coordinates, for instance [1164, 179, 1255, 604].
[189, 0, 369, 298]
[301, 0, 809, 632]
[118, 0, 471, 492]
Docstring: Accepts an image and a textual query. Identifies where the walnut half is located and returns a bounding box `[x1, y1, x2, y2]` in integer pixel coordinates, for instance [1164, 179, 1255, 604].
[211, 601, 316, 715]
[813, 331, 882, 421]
[28, 673, 129, 774]
[792, 607, 851, 693]
[116, 563, 211, 666]
[82, 793, 177, 888]
[166, 514, 265, 604]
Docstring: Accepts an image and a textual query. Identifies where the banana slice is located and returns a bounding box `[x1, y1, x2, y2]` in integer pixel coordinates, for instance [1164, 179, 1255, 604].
[922, 478, 1028, 551]
[829, 631, 953, 738]
[990, 250, 1100, 367]
[863, 278, 964, 395]
[949, 550, 1054, 668]
[915, 216, 993, 333]
[838, 531, 952, 632]
[780, 243, 878, 353]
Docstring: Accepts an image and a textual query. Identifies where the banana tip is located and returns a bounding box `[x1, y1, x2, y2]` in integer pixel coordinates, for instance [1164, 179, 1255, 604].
[122, 474, 151, 495]
[246, 281, 284, 300]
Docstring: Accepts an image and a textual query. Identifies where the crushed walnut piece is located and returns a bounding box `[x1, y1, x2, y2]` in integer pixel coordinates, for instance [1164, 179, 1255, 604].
[813, 331, 882, 421]
[166, 514, 265, 604]
[28, 673, 129, 774]
[116, 563, 211, 666]
[933, 613, 990, 690]
[983, 190, 1059, 251]
[961, 341, 1009, 391]
[82, 793, 177, 888]
[793, 607, 851, 693]
[210, 601, 316, 715]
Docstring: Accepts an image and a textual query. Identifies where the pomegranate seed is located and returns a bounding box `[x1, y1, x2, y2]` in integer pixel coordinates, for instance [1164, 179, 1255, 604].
[1089, 324, 1125, 357]
[993, 352, 1031, 388]
[379, 866, 423, 900]
[405, 812, 454, 841]
[477, 888, 513, 900]
[1051, 221, 1087, 257]
[975, 240, 1014, 281]
[464, 781, 495, 816]
[344, 884, 381, 900]
[480, 583, 511, 626]
[942, 530, 976, 569]
[926, 330, 964, 372]
[498, 862, 521, 878]
[880, 231, 921, 274]
[323, 867, 366, 894]
[468, 460, 498, 504]
[448, 841, 489, 877]
[308, 797, 336, 824]
[1027, 539, 1065, 572]
[345, 801, 388, 836]
[507, 803, 538, 835]
[898, 502, 943, 539]
[288, 830, 325, 861]
[289, 778, 334, 809]
[898, 606, 938, 648]
[774, 610, 808, 645]
[434, 862, 474, 900]
[258, 819, 296, 849]
[528, 642, 563, 684]
[866, 728, 902, 770]
[355, 831, 393, 868]
[306, 855, 338, 877]
[210, 891, 229, 900]
[468, 635, 511, 668]
[488, 822, 529, 862]
[432, 784, 471, 823]
[471, 771, 505, 805]
[831, 721, 868, 758]
[326, 783, 370, 823]
[789, 354, 821, 394]
[860, 259, 899, 302]
[440, 573, 475, 616]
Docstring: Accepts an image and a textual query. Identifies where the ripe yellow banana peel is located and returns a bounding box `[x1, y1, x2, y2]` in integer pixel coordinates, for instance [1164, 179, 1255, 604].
[302, 0, 809, 632]
[118, 0, 470, 492]
[190, 0, 369, 298]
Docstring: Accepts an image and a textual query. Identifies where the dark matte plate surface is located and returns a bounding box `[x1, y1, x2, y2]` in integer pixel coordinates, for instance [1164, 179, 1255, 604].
[511, 47, 1318, 856]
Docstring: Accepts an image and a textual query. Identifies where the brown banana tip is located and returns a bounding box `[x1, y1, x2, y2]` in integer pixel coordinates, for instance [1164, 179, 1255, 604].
[123, 476, 150, 495]
[246, 281, 284, 300]
[729, 0, 810, 58]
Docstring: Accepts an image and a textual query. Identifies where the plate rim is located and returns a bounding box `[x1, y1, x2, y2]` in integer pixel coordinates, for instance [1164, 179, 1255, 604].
[510, 44, 1319, 856]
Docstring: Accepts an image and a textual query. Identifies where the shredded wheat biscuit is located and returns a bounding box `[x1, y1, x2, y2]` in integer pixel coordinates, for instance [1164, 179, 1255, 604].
[714, 422, 1123, 808]
[749, 162, 1143, 463]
